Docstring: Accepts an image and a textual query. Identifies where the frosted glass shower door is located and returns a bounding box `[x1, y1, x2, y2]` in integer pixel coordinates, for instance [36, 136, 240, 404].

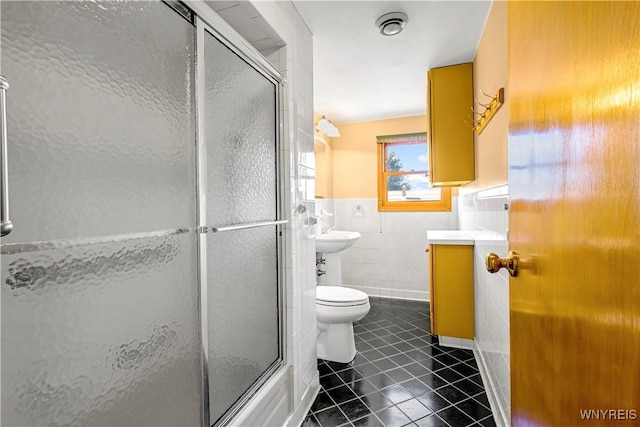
[202, 28, 283, 426]
[0, 2, 201, 426]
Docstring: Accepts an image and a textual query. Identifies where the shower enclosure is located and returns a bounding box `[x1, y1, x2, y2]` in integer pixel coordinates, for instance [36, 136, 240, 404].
[0, 1, 284, 426]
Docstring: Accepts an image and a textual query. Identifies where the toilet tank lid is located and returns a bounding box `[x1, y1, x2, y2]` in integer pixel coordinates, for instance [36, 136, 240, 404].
[317, 286, 369, 303]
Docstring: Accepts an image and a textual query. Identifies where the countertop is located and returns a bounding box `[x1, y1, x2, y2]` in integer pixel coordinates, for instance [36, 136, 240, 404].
[426, 230, 475, 245]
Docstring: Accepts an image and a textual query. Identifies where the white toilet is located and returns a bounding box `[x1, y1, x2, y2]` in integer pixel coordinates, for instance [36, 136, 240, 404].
[316, 285, 370, 363]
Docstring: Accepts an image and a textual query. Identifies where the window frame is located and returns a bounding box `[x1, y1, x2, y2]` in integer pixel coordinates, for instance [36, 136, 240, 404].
[376, 133, 452, 212]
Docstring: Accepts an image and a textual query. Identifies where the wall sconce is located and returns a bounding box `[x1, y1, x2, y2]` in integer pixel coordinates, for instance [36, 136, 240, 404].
[316, 115, 340, 137]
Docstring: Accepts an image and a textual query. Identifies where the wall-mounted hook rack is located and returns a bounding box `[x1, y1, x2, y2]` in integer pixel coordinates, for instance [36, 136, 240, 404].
[472, 87, 504, 135]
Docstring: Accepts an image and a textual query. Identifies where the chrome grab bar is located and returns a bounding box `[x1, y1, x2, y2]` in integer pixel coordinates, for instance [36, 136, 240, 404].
[208, 219, 288, 233]
[0, 75, 12, 237]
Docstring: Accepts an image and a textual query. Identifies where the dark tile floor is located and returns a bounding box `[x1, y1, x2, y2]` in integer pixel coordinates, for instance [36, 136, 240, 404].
[303, 298, 496, 427]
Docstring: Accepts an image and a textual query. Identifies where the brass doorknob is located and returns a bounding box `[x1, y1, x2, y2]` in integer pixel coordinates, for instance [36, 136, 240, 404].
[485, 251, 519, 277]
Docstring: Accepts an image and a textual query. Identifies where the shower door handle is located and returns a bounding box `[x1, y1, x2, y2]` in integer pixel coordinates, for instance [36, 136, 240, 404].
[0, 75, 12, 237]
[208, 219, 288, 233]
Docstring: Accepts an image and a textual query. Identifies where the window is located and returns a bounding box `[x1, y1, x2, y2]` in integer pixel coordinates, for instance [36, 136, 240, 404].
[377, 132, 451, 211]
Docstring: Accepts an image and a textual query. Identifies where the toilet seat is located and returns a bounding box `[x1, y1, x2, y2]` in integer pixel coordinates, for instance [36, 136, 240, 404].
[316, 286, 369, 307]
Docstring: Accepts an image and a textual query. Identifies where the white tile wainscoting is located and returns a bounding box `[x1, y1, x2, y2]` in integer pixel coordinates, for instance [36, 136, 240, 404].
[315, 198, 458, 301]
[458, 185, 511, 426]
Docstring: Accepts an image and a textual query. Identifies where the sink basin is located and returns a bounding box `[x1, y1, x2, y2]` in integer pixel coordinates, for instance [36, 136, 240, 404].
[316, 230, 361, 253]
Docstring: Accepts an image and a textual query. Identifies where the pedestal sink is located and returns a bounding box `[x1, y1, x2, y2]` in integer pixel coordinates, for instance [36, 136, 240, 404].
[316, 230, 361, 286]
[316, 230, 361, 253]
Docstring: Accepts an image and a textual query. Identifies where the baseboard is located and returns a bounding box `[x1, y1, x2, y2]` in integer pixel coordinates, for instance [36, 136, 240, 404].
[370, 294, 429, 303]
[439, 336, 474, 349]
[473, 341, 510, 427]
[286, 372, 320, 427]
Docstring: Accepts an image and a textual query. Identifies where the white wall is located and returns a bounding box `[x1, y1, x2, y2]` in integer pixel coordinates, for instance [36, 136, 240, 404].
[317, 198, 458, 301]
[458, 185, 510, 426]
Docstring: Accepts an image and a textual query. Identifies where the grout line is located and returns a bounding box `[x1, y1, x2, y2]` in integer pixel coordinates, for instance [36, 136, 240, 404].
[473, 344, 507, 427]
[313, 299, 494, 427]
[471, 391, 493, 411]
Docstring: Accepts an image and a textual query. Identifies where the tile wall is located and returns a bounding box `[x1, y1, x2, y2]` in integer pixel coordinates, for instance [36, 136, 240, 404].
[258, 0, 318, 418]
[316, 198, 459, 301]
[214, 1, 319, 423]
[457, 185, 510, 426]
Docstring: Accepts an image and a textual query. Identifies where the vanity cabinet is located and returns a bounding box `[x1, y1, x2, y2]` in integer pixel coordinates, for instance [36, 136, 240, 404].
[427, 62, 474, 186]
[428, 243, 474, 339]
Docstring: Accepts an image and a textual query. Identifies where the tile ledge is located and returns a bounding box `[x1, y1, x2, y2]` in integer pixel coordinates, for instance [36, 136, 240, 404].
[462, 229, 507, 242]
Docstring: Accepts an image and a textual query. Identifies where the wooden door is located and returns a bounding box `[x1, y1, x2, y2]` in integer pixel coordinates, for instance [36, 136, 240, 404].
[508, 2, 640, 425]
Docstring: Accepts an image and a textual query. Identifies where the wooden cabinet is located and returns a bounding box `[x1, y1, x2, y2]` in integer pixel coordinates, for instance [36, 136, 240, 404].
[428, 244, 474, 339]
[427, 63, 474, 186]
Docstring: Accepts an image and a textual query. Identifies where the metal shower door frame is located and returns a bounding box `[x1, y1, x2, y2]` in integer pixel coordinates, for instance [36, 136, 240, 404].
[190, 4, 286, 426]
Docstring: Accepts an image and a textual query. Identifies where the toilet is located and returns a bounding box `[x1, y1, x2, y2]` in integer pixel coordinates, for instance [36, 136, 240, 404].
[316, 285, 370, 363]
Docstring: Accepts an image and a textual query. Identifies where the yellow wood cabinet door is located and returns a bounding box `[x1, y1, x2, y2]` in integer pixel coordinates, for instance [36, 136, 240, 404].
[427, 63, 474, 187]
[430, 244, 474, 339]
[508, 2, 640, 425]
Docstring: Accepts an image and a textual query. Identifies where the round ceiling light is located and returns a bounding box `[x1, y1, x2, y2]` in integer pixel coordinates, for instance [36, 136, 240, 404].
[376, 12, 408, 36]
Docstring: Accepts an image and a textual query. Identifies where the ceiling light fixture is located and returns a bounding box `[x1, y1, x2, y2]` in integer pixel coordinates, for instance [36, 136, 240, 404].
[376, 12, 408, 36]
[316, 116, 340, 137]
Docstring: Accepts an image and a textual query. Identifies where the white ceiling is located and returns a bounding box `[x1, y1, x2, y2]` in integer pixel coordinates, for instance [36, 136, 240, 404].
[292, 1, 492, 124]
